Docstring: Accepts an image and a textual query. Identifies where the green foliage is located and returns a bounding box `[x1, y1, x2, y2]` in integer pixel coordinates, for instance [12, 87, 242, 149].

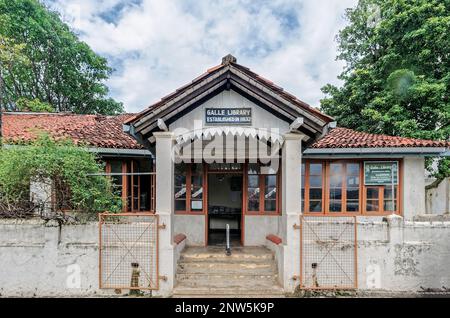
[321, 0, 450, 178]
[16, 97, 53, 112]
[0, 134, 122, 218]
[0, 0, 123, 115]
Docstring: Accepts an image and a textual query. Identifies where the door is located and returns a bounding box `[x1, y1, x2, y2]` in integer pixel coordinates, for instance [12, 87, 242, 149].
[207, 170, 243, 246]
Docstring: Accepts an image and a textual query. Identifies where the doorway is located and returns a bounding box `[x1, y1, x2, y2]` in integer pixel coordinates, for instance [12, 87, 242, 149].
[207, 172, 243, 246]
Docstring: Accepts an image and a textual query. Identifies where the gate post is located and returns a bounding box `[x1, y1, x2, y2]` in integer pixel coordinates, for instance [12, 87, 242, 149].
[281, 133, 304, 292]
[154, 131, 175, 296]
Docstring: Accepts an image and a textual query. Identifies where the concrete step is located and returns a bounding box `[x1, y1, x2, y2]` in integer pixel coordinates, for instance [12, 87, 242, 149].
[177, 261, 277, 274]
[175, 246, 282, 296]
[179, 247, 274, 263]
[172, 286, 285, 297]
[176, 273, 278, 283]
[175, 276, 279, 289]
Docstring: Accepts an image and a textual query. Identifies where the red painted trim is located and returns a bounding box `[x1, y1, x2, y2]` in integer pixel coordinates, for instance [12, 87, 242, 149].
[173, 233, 187, 245]
[266, 234, 282, 245]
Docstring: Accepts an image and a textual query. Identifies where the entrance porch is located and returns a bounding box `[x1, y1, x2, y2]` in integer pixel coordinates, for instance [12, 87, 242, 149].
[152, 131, 303, 296]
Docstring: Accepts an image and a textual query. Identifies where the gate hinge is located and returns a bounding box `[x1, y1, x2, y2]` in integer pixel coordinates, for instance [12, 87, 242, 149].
[293, 223, 301, 230]
[159, 275, 167, 281]
[158, 223, 166, 230]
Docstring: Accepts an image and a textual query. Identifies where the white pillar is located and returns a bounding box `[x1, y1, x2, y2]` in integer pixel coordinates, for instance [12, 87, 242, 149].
[280, 133, 303, 292]
[153, 131, 175, 296]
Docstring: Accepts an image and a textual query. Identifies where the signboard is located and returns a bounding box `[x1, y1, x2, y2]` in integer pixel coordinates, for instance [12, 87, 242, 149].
[364, 161, 398, 185]
[205, 108, 252, 125]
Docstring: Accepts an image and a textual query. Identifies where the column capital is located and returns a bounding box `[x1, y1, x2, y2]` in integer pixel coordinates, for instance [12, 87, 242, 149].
[283, 132, 305, 141]
[153, 131, 174, 139]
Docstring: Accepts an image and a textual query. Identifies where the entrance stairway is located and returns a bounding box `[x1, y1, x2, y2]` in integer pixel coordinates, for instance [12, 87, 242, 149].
[172, 246, 285, 298]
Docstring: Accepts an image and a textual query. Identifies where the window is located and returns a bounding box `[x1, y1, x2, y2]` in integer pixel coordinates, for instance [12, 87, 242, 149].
[174, 163, 187, 212]
[190, 163, 203, 212]
[301, 163, 305, 212]
[106, 158, 155, 212]
[302, 160, 401, 216]
[246, 162, 280, 214]
[174, 163, 204, 213]
[327, 162, 361, 213]
[346, 163, 360, 212]
[308, 163, 323, 213]
[247, 163, 260, 212]
[329, 163, 343, 212]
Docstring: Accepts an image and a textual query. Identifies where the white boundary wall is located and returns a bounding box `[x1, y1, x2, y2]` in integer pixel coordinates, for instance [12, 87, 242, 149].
[1, 216, 449, 296]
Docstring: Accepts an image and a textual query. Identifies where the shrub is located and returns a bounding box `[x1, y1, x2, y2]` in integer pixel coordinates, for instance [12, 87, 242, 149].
[0, 134, 122, 219]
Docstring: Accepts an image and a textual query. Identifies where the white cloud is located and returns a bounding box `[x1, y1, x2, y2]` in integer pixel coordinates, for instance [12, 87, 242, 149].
[46, 0, 357, 112]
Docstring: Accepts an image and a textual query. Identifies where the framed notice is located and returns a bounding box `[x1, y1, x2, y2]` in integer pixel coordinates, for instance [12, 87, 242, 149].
[364, 161, 399, 185]
[191, 200, 203, 210]
[205, 108, 252, 125]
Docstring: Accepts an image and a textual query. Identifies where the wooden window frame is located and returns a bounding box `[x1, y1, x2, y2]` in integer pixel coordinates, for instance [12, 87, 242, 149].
[303, 160, 325, 214]
[302, 159, 402, 216]
[244, 162, 281, 215]
[174, 163, 206, 215]
[105, 159, 155, 213]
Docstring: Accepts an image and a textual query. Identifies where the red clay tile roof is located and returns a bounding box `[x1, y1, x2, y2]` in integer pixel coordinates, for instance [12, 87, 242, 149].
[2, 112, 144, 149]
[3, 113, 447, 150]
[311, 127, 449, 148]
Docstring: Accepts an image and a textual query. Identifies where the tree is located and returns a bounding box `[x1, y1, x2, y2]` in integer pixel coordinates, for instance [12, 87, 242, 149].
[0, 0, 123, 115]
[0, 35, 30, 142]
[321, 0, 450, 182]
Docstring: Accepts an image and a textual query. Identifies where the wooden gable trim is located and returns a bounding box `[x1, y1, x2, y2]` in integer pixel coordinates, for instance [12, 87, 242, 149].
[138, 75, 229, 136]
[134, 66, 230, 132]
[131, 64, 329, 139]
[228, 67, 328, 128]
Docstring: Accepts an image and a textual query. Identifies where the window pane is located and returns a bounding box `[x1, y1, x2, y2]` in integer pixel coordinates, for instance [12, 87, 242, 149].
[309, 188, 322, 200]
[329, 188, 342, 200]
[330, 175, 343, 187]
[248, 175, 259, 188]
[366, 200, 379, 212]
[248, 199, 259, 211]
[330, 163, 343, 175]
[346, 201, 359, 212]
[265, 175, 276, 187]
[347, 188, 359, 200]
[383, 186, 397, 200]
[175, 186, 186, 199]
[191, 187, 202, 199]
[175, 200, 186, 211]
[301, 164, 305, 187]
[191, 175, 202, 187]
[346, 175, 359, 187]
[309, 200, 322, 212]
[384, 200, 396, 211]
[367, 188, 379, 199]
[175, 163, 187, 187]
[265, 187, 276, 200]
[329, 200, 342, 212]
[301, 163, 305, 212]
[347, 163, 359, 175]
[264, 200, 276, 211]
[110, 161, 122, 173]
[310, 176, 322, 187]
[310, 163, 322, 175]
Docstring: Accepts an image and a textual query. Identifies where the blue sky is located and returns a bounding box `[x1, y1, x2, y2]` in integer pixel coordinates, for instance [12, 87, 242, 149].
[45, 0, 358, 113]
